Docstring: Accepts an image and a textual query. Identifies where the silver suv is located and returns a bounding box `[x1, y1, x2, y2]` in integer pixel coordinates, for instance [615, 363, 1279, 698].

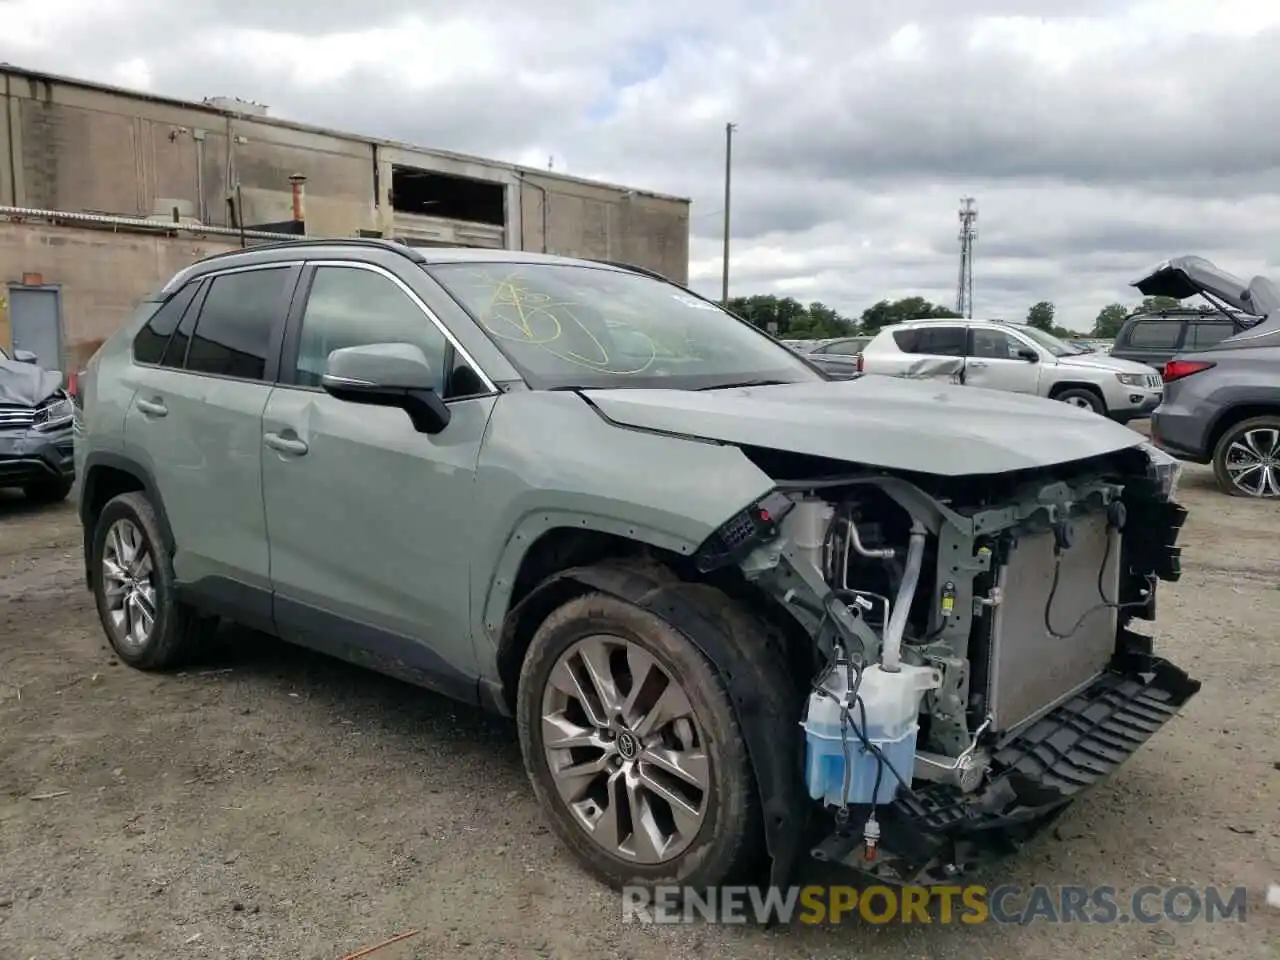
[860, 318, 1164, 423]
[74, 239, 1198, 893]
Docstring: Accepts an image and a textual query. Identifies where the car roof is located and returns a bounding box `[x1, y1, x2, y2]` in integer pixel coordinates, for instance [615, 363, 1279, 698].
[158, 238, 651, 295]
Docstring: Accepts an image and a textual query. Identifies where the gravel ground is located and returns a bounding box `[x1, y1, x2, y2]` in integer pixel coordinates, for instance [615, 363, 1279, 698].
[1, 457, 1277, 960]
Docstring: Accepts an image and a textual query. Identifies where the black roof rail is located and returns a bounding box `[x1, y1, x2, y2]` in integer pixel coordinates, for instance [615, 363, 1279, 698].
[585, 258, 676, 283]
[193, 235, 428, 266]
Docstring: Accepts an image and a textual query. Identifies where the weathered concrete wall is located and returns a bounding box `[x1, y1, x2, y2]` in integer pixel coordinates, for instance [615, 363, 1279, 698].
[0, 220, 238, 370]
[1, 70, 377, 236]
[518, 173, 690, 284]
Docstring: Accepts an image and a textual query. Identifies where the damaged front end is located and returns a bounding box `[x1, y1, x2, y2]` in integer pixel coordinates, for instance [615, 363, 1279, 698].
[694, 441, 1200, 885]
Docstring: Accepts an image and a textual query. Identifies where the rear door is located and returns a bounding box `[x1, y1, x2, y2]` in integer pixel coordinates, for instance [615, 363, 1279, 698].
[890, 325, 967, 381]
[1113, 319, 1184, 367]
[124, 263, 299, 628]
[963, 326, 1041, 395]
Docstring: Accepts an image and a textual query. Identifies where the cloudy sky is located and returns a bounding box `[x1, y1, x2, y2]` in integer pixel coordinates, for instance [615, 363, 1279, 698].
[5, 0, 1280, 332]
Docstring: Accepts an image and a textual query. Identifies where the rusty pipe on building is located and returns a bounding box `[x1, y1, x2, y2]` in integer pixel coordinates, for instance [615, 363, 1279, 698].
[289, 173, 307, 225]
[0, 204, 306, 242]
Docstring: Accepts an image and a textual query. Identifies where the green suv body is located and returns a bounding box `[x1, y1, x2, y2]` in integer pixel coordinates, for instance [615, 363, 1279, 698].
[75, 240, 1199, 891]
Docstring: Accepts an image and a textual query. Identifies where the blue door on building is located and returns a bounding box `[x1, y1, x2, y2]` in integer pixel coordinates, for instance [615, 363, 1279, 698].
[8, 286, 63, 371]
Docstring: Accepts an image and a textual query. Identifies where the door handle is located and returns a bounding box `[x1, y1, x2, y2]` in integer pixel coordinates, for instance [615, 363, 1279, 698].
[264, 432, 309, 456]
[967, 360, 988, 369]
[135, 396, 168, 418]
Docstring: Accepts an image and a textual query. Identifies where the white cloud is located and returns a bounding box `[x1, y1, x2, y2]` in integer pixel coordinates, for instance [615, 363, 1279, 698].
[3, 0, 1280, 332]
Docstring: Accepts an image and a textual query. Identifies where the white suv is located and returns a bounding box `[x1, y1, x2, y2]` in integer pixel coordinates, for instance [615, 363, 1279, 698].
[858, 318, 1163, 423]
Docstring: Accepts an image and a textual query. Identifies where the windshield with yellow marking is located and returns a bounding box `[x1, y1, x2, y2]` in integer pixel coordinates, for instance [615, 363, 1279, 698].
[427, 262, 821, 390]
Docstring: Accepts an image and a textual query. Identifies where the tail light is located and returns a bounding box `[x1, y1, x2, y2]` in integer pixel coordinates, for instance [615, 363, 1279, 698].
[1163, 359, 1215, 383]
[66, 369, 84, 408]
[855, 353, 864, 373]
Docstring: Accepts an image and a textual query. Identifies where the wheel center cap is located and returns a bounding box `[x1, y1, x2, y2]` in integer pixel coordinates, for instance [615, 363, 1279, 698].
[616, 731, 640, 760]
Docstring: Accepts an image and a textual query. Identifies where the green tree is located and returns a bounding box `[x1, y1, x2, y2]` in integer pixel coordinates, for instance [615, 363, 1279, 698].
[1138, 295, 1181, 313]
[1093, 303, 1129, 338]
[859, 297, 959, 333]
[1026, 301, 1056, 332]
[725, 295, 857, 339]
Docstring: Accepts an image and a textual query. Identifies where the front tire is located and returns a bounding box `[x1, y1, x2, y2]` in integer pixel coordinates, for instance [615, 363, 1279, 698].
[90, 491, 218, 669]
[1054, 387, 1106, 415]
[1212, 416, 1280, 498]
[516, 589, 760, 890]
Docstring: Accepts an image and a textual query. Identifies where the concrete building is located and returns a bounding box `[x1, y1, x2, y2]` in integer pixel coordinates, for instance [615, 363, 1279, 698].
[0, 64, 691, 371]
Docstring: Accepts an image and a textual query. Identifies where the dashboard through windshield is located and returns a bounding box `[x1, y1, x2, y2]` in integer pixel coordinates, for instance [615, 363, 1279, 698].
[426, 261, 823, 390]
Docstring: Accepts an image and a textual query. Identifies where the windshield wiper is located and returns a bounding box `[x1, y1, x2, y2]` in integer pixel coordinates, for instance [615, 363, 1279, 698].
[696, 379, 791, 391]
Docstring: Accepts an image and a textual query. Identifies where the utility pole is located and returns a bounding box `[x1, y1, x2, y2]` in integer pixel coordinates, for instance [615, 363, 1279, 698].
[956, 196, 978, 318]
[721, 121, 736, 307]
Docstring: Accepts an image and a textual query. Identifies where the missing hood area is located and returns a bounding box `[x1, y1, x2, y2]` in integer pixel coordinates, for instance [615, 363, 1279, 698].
[0, 359, 64, 407]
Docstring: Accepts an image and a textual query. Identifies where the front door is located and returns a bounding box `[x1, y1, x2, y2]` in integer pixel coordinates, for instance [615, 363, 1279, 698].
[261, 262, 497, 700]
[964, 327, 1042, 395]
[8, 286, 63, 371]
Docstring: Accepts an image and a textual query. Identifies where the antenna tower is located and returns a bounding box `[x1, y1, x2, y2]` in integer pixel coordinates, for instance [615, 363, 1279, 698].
[956, 196, 977, 318]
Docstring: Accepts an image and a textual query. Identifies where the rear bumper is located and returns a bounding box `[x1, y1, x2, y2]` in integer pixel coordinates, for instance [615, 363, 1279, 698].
[1149, 409, 1211, 463]
[811, 640, 1200, 885]
[0, 427, 75, 488]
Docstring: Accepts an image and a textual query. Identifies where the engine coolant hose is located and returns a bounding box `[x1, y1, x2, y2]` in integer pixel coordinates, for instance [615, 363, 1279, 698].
[882, 519, 926, 672]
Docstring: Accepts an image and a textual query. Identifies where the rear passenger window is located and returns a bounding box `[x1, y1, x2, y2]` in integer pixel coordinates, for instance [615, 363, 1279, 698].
[1185, 321, 1235, 349]
[132, 283, 200, 366]
[914, 326, 966, 356]
[891, 329, 919, 352]
[1126, 320, 1182, 348]
[186, 268, 291, 380]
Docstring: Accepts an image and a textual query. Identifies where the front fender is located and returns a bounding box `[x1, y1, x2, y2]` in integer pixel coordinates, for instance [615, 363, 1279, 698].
[469, 391, 775, 663]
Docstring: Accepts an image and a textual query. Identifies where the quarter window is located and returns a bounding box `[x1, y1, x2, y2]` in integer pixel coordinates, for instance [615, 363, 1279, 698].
[132, 282, 200, 367]
[1184, 320, 1236, 349]
[186, 268, 291, 380]
[293, 266, 449, 391]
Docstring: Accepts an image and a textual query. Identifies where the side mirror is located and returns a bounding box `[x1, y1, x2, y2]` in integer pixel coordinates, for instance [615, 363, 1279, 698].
[13, 349, 38, 364]
[1016, 348, 1039, 363]
[320, 342, 451, 434]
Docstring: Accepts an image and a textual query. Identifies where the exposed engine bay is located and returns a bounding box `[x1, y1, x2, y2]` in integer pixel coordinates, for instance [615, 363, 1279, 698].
[693, 440, 1200, 884]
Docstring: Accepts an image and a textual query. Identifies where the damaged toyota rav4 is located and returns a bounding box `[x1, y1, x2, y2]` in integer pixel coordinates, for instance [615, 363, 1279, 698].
[74, 241, 1198, 892]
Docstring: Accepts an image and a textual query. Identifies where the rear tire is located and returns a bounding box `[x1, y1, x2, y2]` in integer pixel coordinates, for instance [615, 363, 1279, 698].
[23, 477, 71, 504]
[90, 491, 219, 669]
[516, 588, 760, 891]
[1212, 416, 1280, 498]
[1054, 387, 1106, 415]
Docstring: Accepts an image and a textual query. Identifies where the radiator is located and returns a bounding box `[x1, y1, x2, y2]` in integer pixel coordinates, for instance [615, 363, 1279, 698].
[986, 511, 1121, 733]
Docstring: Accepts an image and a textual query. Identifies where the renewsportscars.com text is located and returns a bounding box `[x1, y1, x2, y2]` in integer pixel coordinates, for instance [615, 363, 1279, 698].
[621, 884, 1251, 926]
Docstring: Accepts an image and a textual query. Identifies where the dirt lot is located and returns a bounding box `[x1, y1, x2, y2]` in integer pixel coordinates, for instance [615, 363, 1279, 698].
[1, 457, 1277, 960]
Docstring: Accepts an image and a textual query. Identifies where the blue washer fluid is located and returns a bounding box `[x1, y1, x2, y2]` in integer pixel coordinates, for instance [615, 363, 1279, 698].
[801, 662, 940, 807]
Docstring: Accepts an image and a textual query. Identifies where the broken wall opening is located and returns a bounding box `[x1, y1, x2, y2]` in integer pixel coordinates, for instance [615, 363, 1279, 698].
[390, 166, 506, 226]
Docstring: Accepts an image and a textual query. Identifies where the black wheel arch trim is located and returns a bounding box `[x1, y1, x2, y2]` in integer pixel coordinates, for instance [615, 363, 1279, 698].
[502, 560, 808, 890]
[79, 452, 176, 589]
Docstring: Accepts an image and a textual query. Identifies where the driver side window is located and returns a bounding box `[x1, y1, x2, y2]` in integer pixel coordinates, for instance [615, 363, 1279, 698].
[294, 266, 449, 392]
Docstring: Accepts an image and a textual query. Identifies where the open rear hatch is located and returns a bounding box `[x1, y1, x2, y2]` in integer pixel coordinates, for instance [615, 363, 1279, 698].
[1133, 255, 1280, 343]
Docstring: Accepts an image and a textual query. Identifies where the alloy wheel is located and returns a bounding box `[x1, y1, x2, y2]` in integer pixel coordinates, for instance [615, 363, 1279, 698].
[1224, 427, 1280, 498]
[101, 518, 158, 651]
[540, 634, 710, 864]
